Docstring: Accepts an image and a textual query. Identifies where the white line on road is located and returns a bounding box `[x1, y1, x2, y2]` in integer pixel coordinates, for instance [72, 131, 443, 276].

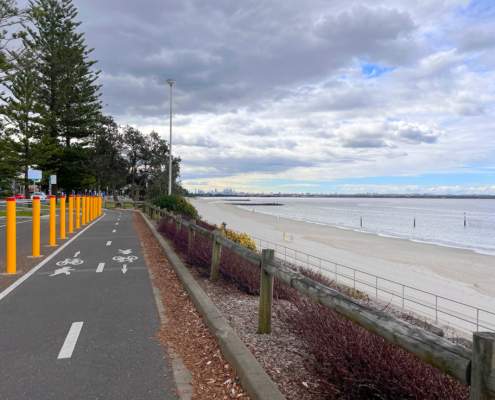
[0, 215, 105, 302]
[112, 229, 116, 233]
[96, 262, 105, 273]
[57, 322, 84, 359]
[115, 222, 119, 226]
[106, 241, 112, 246]
[122, 264, 128, 274]
[74, 251, 80, 257]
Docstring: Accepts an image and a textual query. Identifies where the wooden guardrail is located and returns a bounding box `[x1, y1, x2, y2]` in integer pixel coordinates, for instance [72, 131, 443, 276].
[142, 203, 495, 400]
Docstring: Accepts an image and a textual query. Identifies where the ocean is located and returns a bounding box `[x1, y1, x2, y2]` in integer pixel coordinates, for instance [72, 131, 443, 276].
[235, 197, 495, 256]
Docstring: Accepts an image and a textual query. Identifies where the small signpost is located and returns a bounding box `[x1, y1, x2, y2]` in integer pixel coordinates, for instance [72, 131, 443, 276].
[49, 174, 57, 195]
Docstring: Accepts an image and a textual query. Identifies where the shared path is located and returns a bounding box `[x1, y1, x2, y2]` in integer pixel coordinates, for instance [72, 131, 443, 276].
[0, 209, 178, 399]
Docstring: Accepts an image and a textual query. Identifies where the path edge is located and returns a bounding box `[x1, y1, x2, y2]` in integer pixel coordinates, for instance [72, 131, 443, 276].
[138, 211, 286, 400]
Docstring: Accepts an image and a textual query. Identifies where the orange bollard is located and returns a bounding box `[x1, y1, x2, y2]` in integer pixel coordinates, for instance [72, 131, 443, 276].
[60, 195, 66, 240]
[6, 197, 16, 274]
[68, 195, 74, 234]
[75, 195, 80, 229]
[49, 195, 56, 246]
[81, 195, 86, 225]
[32, 196, 41, 257]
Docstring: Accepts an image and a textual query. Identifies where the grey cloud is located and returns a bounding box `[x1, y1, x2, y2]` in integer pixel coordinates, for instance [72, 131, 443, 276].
[341, 135, 389, 148]
[66, 0, 422, 119]
[182, 154, 316, 179]
[458, 27, 495, 52]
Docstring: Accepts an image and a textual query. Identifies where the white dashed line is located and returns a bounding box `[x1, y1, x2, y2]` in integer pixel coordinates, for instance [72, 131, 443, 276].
[57, 322, 84, 359]
[96, 263, 105, 273]
[112, 229, 116, 233]
[106, 241, 112, 246]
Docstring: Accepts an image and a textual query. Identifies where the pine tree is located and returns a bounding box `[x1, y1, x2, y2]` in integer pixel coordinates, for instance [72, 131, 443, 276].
[1, 49, 43, 194]
[26, 0, 102, 148]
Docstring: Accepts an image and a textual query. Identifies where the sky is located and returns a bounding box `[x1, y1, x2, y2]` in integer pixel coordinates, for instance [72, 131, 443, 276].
[73, 0, 494, 194]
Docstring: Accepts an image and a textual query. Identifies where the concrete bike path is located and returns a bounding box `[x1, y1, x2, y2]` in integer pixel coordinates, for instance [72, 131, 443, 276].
[0, 209, 178, 399]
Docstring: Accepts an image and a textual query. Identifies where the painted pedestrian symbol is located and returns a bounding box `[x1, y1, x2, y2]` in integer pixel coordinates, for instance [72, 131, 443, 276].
[50, 266, 75, 277]
[56, 258, 84, 266]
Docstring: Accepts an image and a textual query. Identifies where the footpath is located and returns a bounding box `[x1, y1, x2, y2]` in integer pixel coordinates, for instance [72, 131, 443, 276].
[0, 209, 178, 399]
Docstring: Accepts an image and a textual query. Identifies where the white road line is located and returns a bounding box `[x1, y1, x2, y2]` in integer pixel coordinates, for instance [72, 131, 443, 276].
[57, 322, 84, 359]
[112, 229, 116, 233]
[0, 215, 104, 302]
[115, 222, 119, 226]
[106, 241, 112, 246]
[96, 262, 105, 273]
[74, 251, 80, 257]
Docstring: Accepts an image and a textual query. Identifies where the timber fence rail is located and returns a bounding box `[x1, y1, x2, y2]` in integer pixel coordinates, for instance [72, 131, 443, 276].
[142, 202, 495, 400]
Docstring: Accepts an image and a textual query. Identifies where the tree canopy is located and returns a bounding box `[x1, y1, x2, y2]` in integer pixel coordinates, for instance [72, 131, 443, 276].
[0, 0, 184, 199]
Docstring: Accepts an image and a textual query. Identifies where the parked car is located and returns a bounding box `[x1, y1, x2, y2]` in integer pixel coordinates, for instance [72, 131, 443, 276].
[14, 194, 25, 199]
[30, 192, 47, 200]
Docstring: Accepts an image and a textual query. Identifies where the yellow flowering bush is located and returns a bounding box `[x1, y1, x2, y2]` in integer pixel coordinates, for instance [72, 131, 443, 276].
[222, 228, 257, 251]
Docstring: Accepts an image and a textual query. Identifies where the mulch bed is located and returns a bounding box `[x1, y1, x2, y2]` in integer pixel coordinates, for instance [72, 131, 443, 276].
[134, 213, 250, 399]
[189, 265, 327, 400]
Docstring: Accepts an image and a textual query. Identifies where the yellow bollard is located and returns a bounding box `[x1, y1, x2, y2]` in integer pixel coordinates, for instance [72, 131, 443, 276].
[81, 195, 86, 225]
[60, 195, 66, 240]
[32, 196, 41, 257]
[99, 196, 102, 216]
[49, 195, 56, 246]
[68, 195, 74, 234]
[75, 195, 80, 229]
[6, 197, 16, 274]
[89, 195, 92, 222]
[87, 195, 91, 222]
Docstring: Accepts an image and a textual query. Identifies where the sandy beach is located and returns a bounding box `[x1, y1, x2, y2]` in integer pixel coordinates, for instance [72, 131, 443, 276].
[191, 197, 495, 333]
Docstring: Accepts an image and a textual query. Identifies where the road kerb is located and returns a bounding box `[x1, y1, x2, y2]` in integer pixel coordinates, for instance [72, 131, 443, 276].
[139, 211, 286, 400]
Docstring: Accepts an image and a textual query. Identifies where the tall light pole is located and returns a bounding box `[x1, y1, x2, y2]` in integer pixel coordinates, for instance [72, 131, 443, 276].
[166, 79, 175, 195]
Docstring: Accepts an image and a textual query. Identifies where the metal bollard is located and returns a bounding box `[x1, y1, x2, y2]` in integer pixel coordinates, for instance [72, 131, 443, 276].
[6, 197, 16, 274]
[49, 195, 56, 246]
[32, 196, 41, 257]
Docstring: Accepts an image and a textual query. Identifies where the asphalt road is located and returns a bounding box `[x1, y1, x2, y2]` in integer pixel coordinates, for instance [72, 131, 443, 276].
[0, 214, 59, 289]
[0, 210, 178, 399]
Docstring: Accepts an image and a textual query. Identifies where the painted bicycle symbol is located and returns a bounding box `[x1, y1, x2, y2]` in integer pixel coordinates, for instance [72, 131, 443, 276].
[56, 258, 84, 266]
[112, 255, 138, 263]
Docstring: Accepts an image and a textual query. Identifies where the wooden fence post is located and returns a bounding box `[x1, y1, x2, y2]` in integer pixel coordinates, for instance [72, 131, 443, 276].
[471, 332, 495, 400]
[258, 249, 275, 334]
[188, 219, 196, 257]
[210, 230, 223, 281]
[176, 215, 182, 233]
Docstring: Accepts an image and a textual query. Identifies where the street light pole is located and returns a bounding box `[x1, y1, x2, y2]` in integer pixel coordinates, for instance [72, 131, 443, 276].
[166, 79, 175, 196]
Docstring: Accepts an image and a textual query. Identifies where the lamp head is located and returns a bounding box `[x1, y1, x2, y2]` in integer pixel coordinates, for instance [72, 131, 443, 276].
[166, 79, 176, 86]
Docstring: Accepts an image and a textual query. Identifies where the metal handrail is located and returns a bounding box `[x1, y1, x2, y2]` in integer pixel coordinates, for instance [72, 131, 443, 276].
[252, 234, 495, 334]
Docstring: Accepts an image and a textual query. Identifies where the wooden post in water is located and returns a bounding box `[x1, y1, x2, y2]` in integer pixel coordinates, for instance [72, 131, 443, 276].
[413, 217, 416, 229]
[210, 229, 223, 281]
[464, 212, 467, 228]
[360, 216, 363, 228]
[470, 332, 495, 400]
[258, 249, 275, 334]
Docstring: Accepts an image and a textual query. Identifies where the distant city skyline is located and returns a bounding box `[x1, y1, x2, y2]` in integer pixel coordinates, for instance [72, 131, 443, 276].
[68, 0, 494, 194]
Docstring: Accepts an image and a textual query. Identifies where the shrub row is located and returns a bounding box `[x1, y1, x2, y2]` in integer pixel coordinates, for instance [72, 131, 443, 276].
[156, 214, 468, 400]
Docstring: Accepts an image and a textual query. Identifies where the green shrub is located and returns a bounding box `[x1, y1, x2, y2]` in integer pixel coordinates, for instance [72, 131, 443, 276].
[153, 195, 198, 219]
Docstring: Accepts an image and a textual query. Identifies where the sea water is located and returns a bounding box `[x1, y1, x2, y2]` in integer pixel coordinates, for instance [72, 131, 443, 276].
[235, 197, 495, 256]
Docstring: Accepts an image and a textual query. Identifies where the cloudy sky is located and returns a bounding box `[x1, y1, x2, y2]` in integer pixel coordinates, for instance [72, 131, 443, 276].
[75, 0, 494, 194]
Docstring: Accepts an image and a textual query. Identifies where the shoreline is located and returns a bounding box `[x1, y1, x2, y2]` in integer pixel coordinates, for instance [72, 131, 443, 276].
[240, 206, 495, 257]
[190, 198, 495, 325]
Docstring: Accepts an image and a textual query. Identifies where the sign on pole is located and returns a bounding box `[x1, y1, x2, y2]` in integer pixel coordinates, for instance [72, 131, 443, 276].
[50, 175, 57, 185]
[28, 169, 42, 181]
